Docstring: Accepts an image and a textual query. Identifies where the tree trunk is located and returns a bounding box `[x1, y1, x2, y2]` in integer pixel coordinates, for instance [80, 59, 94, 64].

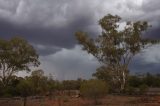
[120, 80, 125, 92]
[23, 97, 27, 106]
[120, 69, 127, 92]
[2, 77, 8, 87]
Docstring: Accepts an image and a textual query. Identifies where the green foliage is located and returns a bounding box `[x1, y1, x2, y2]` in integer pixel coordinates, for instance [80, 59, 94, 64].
[0, 69, 58, 97]
[138, 84, 149, 95]
[93, 66, 117, 92]
[62, 79, 84, 90]
[75, 14, 159, 91]
[128, 73, 160, 88]
[143, 73, 156, 87]
[80, 79, 108, 99]
[125, 86, 137, 95]
[0, 37, 40, 87]
[128, 75, 143, 87]
[28, 69, 48, 95]
[92, 66, 111, 82]
[17, 79, 32, 97]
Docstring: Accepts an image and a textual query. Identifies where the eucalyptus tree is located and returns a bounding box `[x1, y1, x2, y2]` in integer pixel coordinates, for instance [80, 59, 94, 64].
[75, 14, 158, 91]
[0, 37, 40, 87]
[30, 69, 50, 95]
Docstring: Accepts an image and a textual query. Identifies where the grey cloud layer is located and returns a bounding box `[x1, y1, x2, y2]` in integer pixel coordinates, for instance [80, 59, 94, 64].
[0, 0, 160, 50]
[0, 0, 103, 55]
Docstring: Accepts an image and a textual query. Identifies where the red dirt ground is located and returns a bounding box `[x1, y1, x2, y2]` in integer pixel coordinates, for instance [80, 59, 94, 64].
[1, 95, 160, 106]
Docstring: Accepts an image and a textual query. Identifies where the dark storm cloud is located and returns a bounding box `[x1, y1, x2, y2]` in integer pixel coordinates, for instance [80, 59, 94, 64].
[0, 0, 100, 55]
[130, 59, 160, 74]
[139, 0, 160, 39]
[145, 27, 160, 39]
[129, 45, 160, 74]
[130, 57, 160, 74]
[0, 13, 95, 55]
[0, 0, 159, 47]
[0, 18, 81, 46]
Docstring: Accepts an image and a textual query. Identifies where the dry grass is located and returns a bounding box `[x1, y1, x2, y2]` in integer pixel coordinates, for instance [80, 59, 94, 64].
[0, 95, 160, 106]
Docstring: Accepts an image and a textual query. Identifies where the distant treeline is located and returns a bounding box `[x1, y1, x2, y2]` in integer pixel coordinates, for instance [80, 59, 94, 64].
[0, 69, 85, 98]
[0, 70, 160, 98]
[128, 73, 160, 88]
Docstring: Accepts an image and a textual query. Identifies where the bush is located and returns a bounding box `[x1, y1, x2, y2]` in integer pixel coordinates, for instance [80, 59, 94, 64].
[80, 79, 108, 104]
[139, 84, 148, 95]
[125, 86, 137, 95]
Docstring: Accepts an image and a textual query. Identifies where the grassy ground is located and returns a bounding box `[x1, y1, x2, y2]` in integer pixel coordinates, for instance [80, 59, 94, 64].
[0, 95, 160, 106]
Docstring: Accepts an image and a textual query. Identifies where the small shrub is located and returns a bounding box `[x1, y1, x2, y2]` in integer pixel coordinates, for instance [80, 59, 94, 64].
[125, 86, 137, 95]
[80, 79, 108, 104]
[139, 84, 148, 95]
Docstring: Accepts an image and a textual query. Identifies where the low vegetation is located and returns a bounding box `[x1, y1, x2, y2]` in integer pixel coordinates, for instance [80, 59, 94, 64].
[80, 79, 108, 104]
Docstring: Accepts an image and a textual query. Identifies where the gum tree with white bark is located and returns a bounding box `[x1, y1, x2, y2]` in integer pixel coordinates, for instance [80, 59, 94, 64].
[75, 14, 158, 91]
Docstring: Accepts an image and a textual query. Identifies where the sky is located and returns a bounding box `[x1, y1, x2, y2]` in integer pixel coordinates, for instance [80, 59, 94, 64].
[0, 0, 160, 80]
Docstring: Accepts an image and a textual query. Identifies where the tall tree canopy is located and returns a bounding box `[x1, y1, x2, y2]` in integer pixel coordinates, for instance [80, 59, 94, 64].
[0, 37, 40, 87]
[75, 14, 158, 91]
[30, 69, 48, 95]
